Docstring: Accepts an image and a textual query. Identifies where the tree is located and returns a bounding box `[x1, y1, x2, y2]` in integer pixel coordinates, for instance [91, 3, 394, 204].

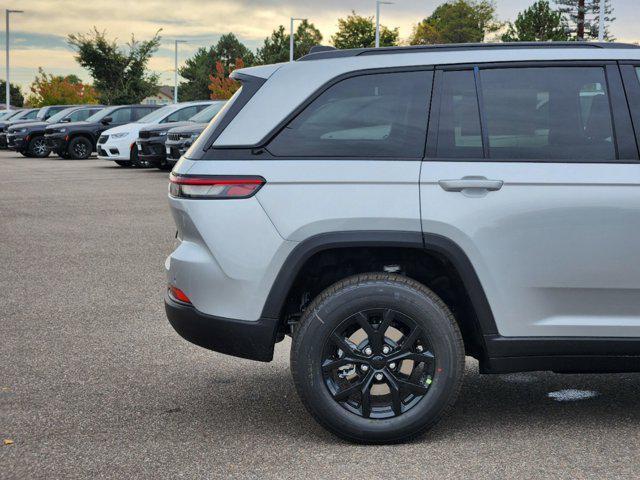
[209, 59, 244, 100]
[179, 34, 255, 101]
[256, 20, 323, 64]
[67, 28, 161, 104]
[410, 0, 502, 45]
[502, 1, 570, 42]
[331, 11, 399, 49]
[25, 68, 98, 107]
[555, 0, 615, 40]
[0, 80, 24, 107]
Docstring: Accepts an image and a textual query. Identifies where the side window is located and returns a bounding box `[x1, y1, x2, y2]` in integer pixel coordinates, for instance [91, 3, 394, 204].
[435, 70, 483, 158]
[68, 109, 91, 122]
[480, 67, 615, 160]
[109, 108, 133, 123]
[165, 106, 200, 123]
[132, 107, 152, 121]
[268, 71, 433, 158]
[25, 110, 39, 119]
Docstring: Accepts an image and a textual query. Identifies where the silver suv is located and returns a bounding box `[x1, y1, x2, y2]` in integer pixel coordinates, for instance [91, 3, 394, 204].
[164, 42, 640, 443]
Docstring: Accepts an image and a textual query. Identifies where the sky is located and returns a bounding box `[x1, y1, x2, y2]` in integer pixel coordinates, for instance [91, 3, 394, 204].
[2, 0, 639, 93]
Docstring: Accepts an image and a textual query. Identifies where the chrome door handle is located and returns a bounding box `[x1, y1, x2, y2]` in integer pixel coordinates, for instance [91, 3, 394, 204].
[438, 176, 504, 192]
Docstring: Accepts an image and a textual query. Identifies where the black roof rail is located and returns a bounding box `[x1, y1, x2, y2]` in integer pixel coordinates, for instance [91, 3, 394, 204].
[299, 42, 640, 62]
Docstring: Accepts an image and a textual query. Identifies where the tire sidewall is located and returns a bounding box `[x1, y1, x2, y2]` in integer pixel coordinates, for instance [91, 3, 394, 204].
[68, 137, 92, 160]
[292, 277, 464, 443]
[28, 136, 50, 158]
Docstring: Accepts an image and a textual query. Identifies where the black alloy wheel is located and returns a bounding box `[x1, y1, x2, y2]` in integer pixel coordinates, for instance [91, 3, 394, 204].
[68, 137, 92, 160]
[322, 308, 435, 419]
[28, 136, 50, 158]
[291, 273, 465, 444]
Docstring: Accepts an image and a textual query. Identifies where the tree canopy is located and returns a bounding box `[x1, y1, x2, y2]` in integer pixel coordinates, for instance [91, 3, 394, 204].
[25, 68, 98, 107]
[331, 11, 399, 49]
[0, 80, 24, 107]
[256, 20, 323, 64]
[502, 1, 570, 42]
[67, 28, 161, 105]
[179, 33, 255, 101]
[410, 0, 502, 45]
[555, 0, 615, 40]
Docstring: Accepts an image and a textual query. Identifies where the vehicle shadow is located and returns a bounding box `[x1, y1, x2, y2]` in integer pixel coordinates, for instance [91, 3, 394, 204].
[179, 356, 640, 445]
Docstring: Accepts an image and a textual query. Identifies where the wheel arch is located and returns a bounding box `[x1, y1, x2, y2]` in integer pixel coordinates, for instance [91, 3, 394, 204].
[261, 231, 498, 351]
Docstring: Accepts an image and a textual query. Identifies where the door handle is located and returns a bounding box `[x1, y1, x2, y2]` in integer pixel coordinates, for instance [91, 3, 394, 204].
[438, 176, 504, 193]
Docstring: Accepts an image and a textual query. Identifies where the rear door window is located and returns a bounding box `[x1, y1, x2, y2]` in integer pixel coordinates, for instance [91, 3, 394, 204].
[479, 67, 615, 161]
[268, 70, 433, 158]
[110, 108, 133, 123]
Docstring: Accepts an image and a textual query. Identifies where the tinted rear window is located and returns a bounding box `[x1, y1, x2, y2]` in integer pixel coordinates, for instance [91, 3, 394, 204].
[268, 71, 433, 158]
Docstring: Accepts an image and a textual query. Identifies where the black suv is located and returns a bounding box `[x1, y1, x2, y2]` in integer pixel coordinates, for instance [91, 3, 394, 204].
[45, 104, 159, 159]
[0, 109, 40, 149]
[7, 105, 103, 158]
[163, 101, 226, 168]
[136, 102, 216, 169]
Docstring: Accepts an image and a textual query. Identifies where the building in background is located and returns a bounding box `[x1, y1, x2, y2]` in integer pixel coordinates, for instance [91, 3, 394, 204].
[142, 86, 174, 105]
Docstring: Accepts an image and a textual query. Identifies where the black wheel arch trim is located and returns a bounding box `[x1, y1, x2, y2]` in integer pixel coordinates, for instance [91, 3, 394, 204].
[260, 230, 499, 338]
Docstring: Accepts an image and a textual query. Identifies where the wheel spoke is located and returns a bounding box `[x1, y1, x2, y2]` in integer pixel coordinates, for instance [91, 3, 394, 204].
[330, 332, 360, 358]
[395, 376, 428, 396]
[398, 325, 422, 353]
[360, 374, 374, 418]
[333, 372, 371, 402]
[354, 312, 381, 352]
[387, 350, 435, 365]
[383, 371, 403, 416]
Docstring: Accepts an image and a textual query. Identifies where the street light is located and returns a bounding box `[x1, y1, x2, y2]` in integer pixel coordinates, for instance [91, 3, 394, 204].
[290, 17, 306, 62]
[173, 39, 187, 104]
[375, 1, 394, 48]
[5, 9, 23, 113]
[598, 0, 605, 41]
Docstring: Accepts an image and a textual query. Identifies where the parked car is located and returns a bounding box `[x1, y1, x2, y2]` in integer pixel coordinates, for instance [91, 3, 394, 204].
[0, 109, 23, 121]
[136, 101, 224, 170]
[164, 42, 640, 444]
[0, 108, 40, 149]
[7, 105, 104, 158]
[44, 104, 159, 159]
[34, 105, 77, 122]
[163, 102, 227, 168]
[98, 101, 214, 168]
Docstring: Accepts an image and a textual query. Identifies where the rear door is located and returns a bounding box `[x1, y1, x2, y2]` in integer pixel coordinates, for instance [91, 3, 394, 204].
[420, 62, 640, 338]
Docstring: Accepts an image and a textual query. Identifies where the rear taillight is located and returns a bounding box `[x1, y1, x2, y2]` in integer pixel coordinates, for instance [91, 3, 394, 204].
[169, 174, 265, 199]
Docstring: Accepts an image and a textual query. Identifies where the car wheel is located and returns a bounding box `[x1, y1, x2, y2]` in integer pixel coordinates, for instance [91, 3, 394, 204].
[19, 151, 31, 157]
[130, 147, 145, 168]
[290, 273, 465, 444]
[157, 160, 172, 171]
[27, 136, 51, 158]
[67, 137, 92, 160]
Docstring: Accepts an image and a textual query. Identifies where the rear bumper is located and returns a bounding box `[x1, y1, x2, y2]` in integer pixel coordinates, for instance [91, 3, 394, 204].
[164, 293, 279, 362]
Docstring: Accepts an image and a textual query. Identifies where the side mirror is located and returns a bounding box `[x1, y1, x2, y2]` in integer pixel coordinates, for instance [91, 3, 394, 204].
[101, 116, 113, 124]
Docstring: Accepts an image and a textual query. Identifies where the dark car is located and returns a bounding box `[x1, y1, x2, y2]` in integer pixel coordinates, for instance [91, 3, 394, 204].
[135, 101, 219, 169]
[44, 104, 159, 159]
[7, 105, 104, 158]
[163, 101, 226, 168]
[0, 108, 40, 149]
[34, 105, 77, 122]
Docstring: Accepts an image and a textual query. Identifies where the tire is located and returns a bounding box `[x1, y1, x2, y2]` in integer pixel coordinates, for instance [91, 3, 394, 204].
[67, 137, 92, 160]
[56, 150, 70, 159]
[27, 136, 50, 158]
[19, 151, 31, 157]
[291, 273, 465, 444]
[115, 160, 131, 167]
[157, 160, 172, 171]
[130, 147, 144, 168]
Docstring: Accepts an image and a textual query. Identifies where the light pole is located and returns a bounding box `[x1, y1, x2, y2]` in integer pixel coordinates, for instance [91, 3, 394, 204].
[375, 1, 394, 48]
[290, 17, 305, 62]
[598, 0, 606, 41]
[5, 9, 23, 112]
[173, 39, 187, 104]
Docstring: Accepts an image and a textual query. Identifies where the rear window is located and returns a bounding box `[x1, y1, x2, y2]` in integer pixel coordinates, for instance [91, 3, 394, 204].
[268, 71, 433, 158]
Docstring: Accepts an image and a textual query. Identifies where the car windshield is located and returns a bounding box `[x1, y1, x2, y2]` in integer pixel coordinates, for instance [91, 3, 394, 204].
[9, 110, 30, 120]
[188, 102, 226, 123]
[46, 107, 80, 124]
[85, 106, 118, 123]
[137, 105, 178, 124]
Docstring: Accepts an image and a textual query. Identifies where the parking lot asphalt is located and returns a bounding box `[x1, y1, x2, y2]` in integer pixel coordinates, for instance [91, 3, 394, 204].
[2, 150, 640, 479]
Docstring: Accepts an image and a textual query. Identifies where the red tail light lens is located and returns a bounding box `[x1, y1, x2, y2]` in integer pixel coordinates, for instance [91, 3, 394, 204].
[168, 285, 191, 304]
[169, 174, 265, 199]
